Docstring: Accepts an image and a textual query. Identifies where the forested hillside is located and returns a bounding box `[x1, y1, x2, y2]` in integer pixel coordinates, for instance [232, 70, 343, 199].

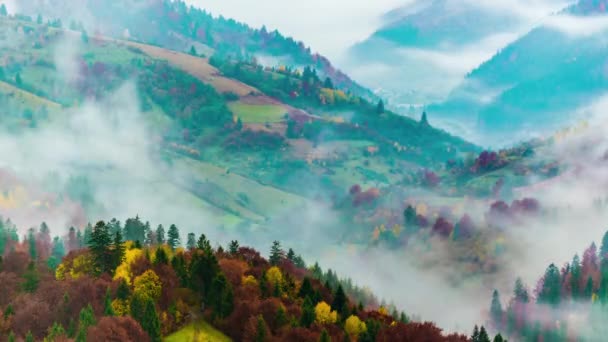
[0, 216, 497, 341]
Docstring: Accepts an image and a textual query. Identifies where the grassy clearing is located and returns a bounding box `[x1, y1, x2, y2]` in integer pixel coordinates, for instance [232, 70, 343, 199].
[172, 155, 308, 221]
[0, 81, 61, 109]
[228, 102, 286, 123]
[164, 320, 231, 342]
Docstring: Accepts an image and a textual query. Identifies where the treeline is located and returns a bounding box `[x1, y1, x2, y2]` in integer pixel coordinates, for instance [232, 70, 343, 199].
[0, 215, 499, 341]
[489, 230, 608, 340]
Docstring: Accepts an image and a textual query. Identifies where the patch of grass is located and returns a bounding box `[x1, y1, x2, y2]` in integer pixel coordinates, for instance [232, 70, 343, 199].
[164, 320, 231, 342]
[0, 81, 61, 109]
[228, 103, 286, 123]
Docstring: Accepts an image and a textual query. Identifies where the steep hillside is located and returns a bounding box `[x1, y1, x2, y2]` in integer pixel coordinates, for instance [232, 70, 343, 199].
[430, 0, 608, 146]
[0, 13, 478, 249]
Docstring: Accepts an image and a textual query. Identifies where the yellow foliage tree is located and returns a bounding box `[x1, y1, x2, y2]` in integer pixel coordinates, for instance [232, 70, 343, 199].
[266, 266, 283, 288]
[68, 254, 95, 279]
[113, 248, 144, 285]
[378, 306, 389, 316]
[315, 301, 337, 325]
[111, 299, 130, 316]
[345, 315, 367, 338]
[242, 275, 258, 287]
[55, 263, 67, 280]
[133, 270, 162, 302]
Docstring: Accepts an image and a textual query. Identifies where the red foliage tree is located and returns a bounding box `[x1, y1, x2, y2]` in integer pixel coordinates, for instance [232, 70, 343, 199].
[432, 217, 454, 238]
[87, 316, 150, 342]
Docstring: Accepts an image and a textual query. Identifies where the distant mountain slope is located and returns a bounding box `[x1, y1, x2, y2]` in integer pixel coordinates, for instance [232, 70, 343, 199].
[345, 0, 570, 108]
[430, 0, 608, 146]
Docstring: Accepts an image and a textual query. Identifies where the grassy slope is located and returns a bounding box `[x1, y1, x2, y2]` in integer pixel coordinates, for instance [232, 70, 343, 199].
[164, 320, 231, 342]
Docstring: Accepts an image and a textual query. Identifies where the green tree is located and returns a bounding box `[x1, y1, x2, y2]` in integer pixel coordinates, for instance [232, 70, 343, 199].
[141, 298, 161, 342]
[584, 276, 594, 300]
[538, 264, 561, 306]
[25, 331, 33, 342]
[104, 288, 115, 316]
[229, 240, 239, 254]
[76, 304, 96, 342]
[167, 224, 180, 250]
[490, 290, 503, 330]
[197, 233, 212, 253]
[0, 4, 7, 16]
[187, 233, 196, 250]
[154, 247, 169, 265]
[323, 77, 334, 89]
[88, 221, 112, 274]
[117, 278, 130, 300]
[21, 262, 39, 293]
[601, 230, 608, 261]
[190, 45, 197, 56]
[332, 285, 347, 317]
[27, 227, 36, 260]
[81, 29, 89, 43]
[46, 322, 66, 340]
[300, 297, 315, 328]
[493, 333, 506, 342]
[3, 304, 13, 318]
[111, 230, 125, 271]
[36, 14, 42, 24]
[477, 326, 491, 342]
[15, 73, 21, 86]
[210, 273, 234, 318]
[319, 329, 330, 342]
[7, 331, 14, 342]
[155, 224, 165, 244]
[269, 240, 284, 266]
[571, 254, 582, 299]
[254, 315, 267, 342]
[420, 111, 429, 125]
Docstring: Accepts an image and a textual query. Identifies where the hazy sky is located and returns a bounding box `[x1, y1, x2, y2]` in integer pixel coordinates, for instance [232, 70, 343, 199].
[186, 0, 408, 61]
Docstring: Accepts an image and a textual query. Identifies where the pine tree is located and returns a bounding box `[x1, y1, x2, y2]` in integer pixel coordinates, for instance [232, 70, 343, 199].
[197, 233, 212, 253]
[76, 304, 96, 342]
[104, 288, 115, 316]
[25, 331, 33, 342]
[117, 279, 130, 300]
[167, 224, 180, 250]
[323, 77, 334, 89]
[27, 227, 36, 260]
[332, 285, 347, 314]
[189, 45, 197, 56]
[286, 248, 295, 262]
[36, 14, 42, 24]
[15, 73, 21, 86]
[300, 297, 315, 327]
[601, 230, 608, 261]
[187, 233, 196, 250]
[275, 305, 288, 329]
[420, 111, 429, 125]
[478, 326, 491, 342]
[571, 254, 582, 299]
[3, 304, 13, 318]
[0, 4, 7, 17]
[229, 240, 239, 254]
[88, 221, 112, 274]
[111, 230, 125, 271]
[493, 333, 506, 342]
[472, 325, 480, 342]
[7, 331, 14, 342]
[490, 290, 503, 329]
[269, 240, 284, 266]
[298, 277, 314, 300]
[514, 278, 529, 303]
[154, 247, 169, 265]
[585, 276, 594, 300]
[255, 315, 268, 342]
[21, 262, 39, 293]
[319, 329, 330, 342]
[141, 298, 161, 342]
[538, 264, 561, 306]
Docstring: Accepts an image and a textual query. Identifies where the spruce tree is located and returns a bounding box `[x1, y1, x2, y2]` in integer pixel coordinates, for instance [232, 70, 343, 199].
[319, 329, 330, 342]
[27, 227, 36, 260]
[478, 326, 491, 342]
[472, 325, 480, 342]
[104, 288, 115, 316]
[490, 290, 503, 329]
[601, 230, 608, 261]
[141, 298, 161, 342]
[21, 262, 39, 293]
[197, 233, 212, 253]
[154, 247, 169, 265]
[376, 100, 384, 114]
[584, 276, 594, 300]
[287, 248, 295, 261]
[332, 285, 347, 314]
[155, 225, 165, 244]
[25, 331, 33, 342]
[300, 297, 315, 328]
[571, 255, 582, 299]
[538, 264, 561, 306]
[255, 315, 267, 342]
[111, 230, 125, 271]
[229, 240, 239, 255]
[76, 304, 96, 342]
[8, 331, 14, 342]
[420, 111, 429, 125]
[88, 221, 112, 274]
[493, 334, 506, 342]
[269, 240, 284, 266]
[187, 233, 196, 250]
[167, 224, 180, 250]
[117, 279, 130, 300]
[0, 4, 7, 17]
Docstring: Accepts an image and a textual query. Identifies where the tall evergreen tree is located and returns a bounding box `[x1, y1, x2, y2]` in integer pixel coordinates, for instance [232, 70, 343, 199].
[269, 240, 284, 266]
[600, 230, 608, 261]
[111, 230, 125, 271]
[585, 276, 594, 300]
[76, 304, 96, 342]
[538, 264, 561, 306]
[141, 299, 161, 342]
[319, 329, 330, 342]
[229, 240, 239, 255]
[332, 285, 347, 315]
[88, 221, 112, 275]
[103, 288, 115, 316]
[376, 100, 384, 114]
[478, 326, 491, 342]
[300, 297, 315, 328]
[571, 254, 582, 299]
[155, 224, 165, 244]
[0, 4, 7, 16]
[490, 290, 503, 330]
[254, 315, 268, 342]
[197, 233, 212, 253]
[420, 111, 429, 125]
[167, 224, 180, 250]
[187, 233, 196, 250]
[27, 227, 36, 260]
